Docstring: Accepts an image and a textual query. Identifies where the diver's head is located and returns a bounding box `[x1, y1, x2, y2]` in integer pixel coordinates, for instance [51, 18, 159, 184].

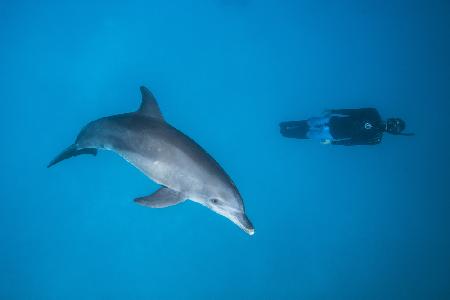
[385, 118, 406, 135]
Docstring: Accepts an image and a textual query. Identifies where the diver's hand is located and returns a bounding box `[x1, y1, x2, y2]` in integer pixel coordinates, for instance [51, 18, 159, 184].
[320, 139, 331, 145]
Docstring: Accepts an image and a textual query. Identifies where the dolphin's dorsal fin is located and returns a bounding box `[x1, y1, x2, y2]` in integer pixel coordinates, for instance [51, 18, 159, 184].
[137, 86, 164, 120]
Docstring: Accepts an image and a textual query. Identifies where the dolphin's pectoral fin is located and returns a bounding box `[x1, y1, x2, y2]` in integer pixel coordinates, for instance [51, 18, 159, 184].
[134, 187, 186, 208]
[137, 86, 164, 121]
[47, 145, 97, 168]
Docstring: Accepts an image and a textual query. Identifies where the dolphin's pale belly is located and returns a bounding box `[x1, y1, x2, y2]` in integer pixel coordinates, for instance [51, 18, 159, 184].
[102, 117, 229, 200]
[119, 146, 205, 196]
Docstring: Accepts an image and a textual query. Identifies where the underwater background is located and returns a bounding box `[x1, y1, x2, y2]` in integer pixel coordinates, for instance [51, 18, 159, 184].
[1, 0, 450, 299]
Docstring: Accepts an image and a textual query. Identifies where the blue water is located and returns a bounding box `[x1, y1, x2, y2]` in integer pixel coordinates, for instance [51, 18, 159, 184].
[1, 1, 449, 299]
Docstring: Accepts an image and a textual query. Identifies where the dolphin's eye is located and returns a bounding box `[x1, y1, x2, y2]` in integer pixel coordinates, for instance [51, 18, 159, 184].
[210, 198, 219, 204]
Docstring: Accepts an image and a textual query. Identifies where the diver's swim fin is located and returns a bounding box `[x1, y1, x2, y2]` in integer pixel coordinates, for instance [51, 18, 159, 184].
[279, 120, 309, 139]
[47, 144, 97, 168]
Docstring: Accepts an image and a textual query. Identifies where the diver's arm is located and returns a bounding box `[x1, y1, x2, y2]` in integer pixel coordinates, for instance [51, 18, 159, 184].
[363, 108, 382, 123]
[330, 108, 378, 118]
[331, 136, 381, 146]
[329, 109, 360, 116]
[367, 139, 382, 145]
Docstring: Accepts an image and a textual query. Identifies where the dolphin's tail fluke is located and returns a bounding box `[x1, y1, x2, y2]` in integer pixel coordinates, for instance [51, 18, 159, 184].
[47, 144, 97, 168]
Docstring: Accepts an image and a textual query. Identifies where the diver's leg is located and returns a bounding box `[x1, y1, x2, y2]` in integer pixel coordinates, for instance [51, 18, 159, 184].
[307, 116, 331, 128]
[319, 125, 334, 143]
[306, 128, 322, 140]
[306, 121, 333, 142]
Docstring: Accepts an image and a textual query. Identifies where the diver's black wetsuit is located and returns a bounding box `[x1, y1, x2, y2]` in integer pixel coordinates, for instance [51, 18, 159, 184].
[279, 108, 385, 145]
[329, 108, 384, 145]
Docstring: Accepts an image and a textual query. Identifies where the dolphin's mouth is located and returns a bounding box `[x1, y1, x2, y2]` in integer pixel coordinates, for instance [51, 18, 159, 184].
[244, 227, 255, 236]
[232, 213, 255, 236]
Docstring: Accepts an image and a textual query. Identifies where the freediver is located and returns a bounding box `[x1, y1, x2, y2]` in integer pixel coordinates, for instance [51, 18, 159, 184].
[279, 108, 413, 146]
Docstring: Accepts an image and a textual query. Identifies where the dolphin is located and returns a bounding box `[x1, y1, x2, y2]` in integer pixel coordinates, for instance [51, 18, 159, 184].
[48, 86, 254, 235]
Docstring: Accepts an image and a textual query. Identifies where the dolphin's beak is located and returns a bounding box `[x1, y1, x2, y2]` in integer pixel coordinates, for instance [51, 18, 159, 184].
[232, 213, 255, 235]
